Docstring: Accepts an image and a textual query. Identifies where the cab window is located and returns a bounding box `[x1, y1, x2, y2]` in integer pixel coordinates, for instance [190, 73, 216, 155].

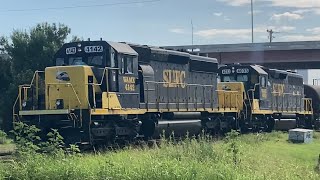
[222, 75, 236, 82]
[56, 58, 65, 66]
[121, 55, 134, 74]
[110, 51, 116, 67]
[88, 56, 103, 66]
[260, 76, 267, 88]
[69, 57, 86, 65]
[236, 74, 248, 82]
[251, 75, 258, 84]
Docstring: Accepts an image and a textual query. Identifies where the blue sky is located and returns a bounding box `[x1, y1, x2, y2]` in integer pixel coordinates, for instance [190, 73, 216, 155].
[1, 0, 320, 46]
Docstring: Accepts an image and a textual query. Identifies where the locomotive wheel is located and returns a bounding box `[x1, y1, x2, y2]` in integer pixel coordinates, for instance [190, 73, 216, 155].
[140, 120, 155, 140]
[305, 115, 313, 129]
[266, 117, 275, 132]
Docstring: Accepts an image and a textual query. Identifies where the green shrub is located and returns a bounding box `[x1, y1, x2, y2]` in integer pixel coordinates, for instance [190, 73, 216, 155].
[0, 130, 7, 144]
[40, 129, 65, 154]
[10, 122, 41, 153]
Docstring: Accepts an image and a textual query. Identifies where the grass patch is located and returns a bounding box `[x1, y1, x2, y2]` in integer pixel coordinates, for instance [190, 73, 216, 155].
[0, 131, 319, 179]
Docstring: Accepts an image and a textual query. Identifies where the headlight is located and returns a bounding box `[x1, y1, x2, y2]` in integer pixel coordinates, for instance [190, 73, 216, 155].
[55, 99, 64, 109]
[56, 100, 61, 106]
[22, 101, 27, 107]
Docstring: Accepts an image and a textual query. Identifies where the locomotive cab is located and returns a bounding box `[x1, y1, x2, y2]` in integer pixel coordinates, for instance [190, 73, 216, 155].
[219, 64, 269, 110]
[47, 41, 140, 111]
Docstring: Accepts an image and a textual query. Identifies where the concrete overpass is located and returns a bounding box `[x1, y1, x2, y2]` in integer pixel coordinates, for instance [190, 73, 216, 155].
[164, 41, 320, 69]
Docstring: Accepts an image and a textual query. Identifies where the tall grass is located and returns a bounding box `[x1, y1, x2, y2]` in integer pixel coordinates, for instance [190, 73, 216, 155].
[0, 131, 319, 180]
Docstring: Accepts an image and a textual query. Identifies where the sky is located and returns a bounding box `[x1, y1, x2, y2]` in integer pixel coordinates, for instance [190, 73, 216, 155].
[1, 0, 320, 46]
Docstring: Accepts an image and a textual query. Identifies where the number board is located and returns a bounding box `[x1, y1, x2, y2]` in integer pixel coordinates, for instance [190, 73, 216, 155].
[236, 68, 249, 74]
[66, 47, 76, 55]
[221, 69, 231, 75]
[84, 46, 103, 53]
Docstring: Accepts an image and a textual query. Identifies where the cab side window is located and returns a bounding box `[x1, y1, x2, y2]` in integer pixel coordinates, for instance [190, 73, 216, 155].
[121, 55, 134, 74]
[260, 76, 267, 88]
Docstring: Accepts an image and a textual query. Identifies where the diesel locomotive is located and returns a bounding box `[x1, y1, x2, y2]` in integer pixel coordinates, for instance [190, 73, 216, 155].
[13, 40, 241, 145]
[13, 40, 318, 145]
[219, 64, 314, 132]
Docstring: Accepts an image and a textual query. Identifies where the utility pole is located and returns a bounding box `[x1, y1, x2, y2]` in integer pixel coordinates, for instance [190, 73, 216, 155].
[191, 19, 194, 52]
[267, 29, 275, 43]
[191, 20, 194, 46]
[251, 0, 254, 43]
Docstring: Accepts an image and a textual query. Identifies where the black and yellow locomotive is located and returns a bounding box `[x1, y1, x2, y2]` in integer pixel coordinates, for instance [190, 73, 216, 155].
[219, 64, 314, 132]
[13, 40, 241, 144]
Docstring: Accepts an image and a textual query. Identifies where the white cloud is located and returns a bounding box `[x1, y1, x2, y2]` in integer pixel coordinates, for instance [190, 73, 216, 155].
[312, 8, 320, 14]
[292, 9, 313, 14]
[278, 26, 296, 31]
[248, 10, 262, 15]
[195, 28, 250, 39]
[194, 26, 295, 40]
[255, 25, 296, 33]
[272, 26, 296, 32]
[267, 0, 320, 8]
[218, 0, 250, 6]
[271, 12, 303, 21]
[278, 34, 320, 41]
[213, 12, 223, 17]
[224, 16, 231, 21]
[169, 28, 186, 34]
[195, 28, 265, 39]
[306, 27, 320, 34]
[220, 0, 320, 9]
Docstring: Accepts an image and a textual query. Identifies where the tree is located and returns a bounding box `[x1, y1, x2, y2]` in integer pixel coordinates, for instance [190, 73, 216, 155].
[0, 23, 72, 131]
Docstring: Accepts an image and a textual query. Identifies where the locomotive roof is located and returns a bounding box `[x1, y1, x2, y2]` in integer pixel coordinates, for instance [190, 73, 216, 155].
[128, 43, 218, 64]
[107, 41, 138, 56]
[266, 68, 303, 79]
[56, 40, 218, 64]
[250, 65, 268, 75]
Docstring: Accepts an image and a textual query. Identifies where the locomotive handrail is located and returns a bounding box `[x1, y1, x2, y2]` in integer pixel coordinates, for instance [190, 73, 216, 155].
[46, 82, 83, 128]
[86, 67, 119, 86]
[302, 98, 313, 113]
[12, 95, 20, 122]
[46, 83, 82, 109]
[144, 81, 216, 111]
[17, 71, 44, 111]
[144, 81, 214, 87]
[84, 67, 120, 109]
[247, 83, 260, 116]
[18, 70, 44, 89]
[247, 83, 259, 100]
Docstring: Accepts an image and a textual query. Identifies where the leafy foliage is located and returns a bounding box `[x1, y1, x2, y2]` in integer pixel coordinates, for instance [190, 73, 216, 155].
[10, 121, 80, 157]
[0, 23, 73, 131]
[225, 130, 241, 166]
[66, 144, 81, 155]
[40, 129, 64, 154]
[0, 130, 7, 144]
[10, 122, 41, 153]
[3, 23, 71, 73]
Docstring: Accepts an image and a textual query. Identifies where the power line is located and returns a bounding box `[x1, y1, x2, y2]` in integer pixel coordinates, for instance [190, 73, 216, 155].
[0, 0, 160, 13]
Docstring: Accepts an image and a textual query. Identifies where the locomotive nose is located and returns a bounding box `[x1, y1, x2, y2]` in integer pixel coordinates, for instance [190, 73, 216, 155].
[45, 66, 91, 110]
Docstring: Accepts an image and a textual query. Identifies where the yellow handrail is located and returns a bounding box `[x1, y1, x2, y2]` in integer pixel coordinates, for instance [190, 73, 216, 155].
[46, 83, 82, 109]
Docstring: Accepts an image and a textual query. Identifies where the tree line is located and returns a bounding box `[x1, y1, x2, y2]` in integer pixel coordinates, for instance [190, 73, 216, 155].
[0, 22, 79, 131]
